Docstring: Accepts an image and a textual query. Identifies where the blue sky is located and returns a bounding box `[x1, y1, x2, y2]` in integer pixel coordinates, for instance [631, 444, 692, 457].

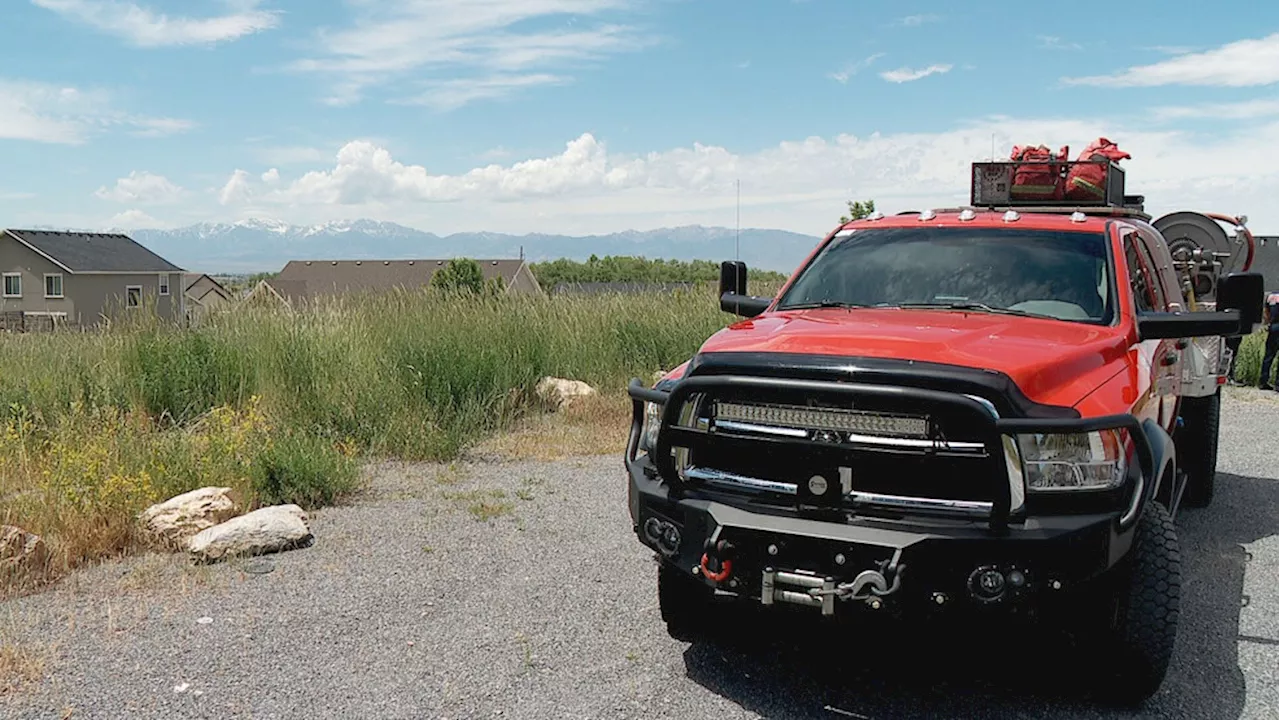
[2, 0, 1277, 237]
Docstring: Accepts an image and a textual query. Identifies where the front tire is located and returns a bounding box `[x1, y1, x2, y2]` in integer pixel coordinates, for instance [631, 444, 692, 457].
[658, 562, 713, 641]
[1094, 502, 1182, 706]
[1174, 389, 1220, 508]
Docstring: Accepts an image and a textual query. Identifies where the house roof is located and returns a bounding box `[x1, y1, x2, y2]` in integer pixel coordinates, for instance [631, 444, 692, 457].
[4, 229, 183, 273]
[270, 258, 530, 302]
[551, 281, 697, 295]
[183, 272, 232, 298]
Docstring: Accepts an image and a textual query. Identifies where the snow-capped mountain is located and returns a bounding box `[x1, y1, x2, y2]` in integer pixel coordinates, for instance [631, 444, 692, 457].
[108, 220, 823, 274]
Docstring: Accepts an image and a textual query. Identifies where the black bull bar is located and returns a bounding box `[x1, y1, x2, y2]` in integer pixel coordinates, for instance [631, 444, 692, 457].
[625, 374, 1156, 534]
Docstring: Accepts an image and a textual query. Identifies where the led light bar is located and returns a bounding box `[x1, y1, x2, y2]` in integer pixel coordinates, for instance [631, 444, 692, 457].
[714, 401, 930, 438]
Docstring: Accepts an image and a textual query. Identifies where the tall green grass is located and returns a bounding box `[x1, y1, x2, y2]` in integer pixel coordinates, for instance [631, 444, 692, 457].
[0, 287, 733, 462]
[1232, 330, 1277, 387]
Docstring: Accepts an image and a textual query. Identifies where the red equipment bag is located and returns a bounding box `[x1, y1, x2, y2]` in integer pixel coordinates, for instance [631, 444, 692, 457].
[1009, 144, 1068, 200]
[1064, 137, 1131, 201]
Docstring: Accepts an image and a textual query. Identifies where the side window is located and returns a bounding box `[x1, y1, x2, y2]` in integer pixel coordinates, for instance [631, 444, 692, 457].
[1123, 233, 1157, 313]
[1135, 228, 1172, 310]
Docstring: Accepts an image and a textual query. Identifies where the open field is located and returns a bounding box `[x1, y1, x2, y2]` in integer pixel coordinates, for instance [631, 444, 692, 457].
[0, 388, 1275, 719]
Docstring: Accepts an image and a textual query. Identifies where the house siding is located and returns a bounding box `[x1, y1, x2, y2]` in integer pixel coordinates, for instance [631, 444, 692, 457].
[0, 235, 182, 325]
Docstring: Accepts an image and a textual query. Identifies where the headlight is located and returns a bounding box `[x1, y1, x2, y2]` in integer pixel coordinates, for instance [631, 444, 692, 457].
[639, 401, 661, 453]
[1017, 429, 1128, 492]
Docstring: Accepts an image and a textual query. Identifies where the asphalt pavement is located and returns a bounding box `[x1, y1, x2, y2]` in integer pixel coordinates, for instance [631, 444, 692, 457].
[2, 389, 1276, 719]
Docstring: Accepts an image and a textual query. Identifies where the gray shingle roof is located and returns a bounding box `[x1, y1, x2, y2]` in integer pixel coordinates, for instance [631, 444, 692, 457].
[5, 229, 183, 273]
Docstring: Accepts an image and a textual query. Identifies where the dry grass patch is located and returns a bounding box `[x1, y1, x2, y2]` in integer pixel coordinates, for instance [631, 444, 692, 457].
[442, 489, 516, 522]
[474, 392, 631, 462]
[0, 636, 47, 697]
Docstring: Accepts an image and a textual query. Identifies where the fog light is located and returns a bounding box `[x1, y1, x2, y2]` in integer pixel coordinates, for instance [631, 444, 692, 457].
[968, 566, 1006, 603]
[1008, 569, 1026, 588]
[658, 525, 681, 555]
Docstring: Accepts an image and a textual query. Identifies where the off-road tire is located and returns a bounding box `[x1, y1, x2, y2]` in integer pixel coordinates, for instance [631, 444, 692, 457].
[1175, 389, 1220, 508]
[1096, 502, 1182, 706]
[658, 562, 712, 641]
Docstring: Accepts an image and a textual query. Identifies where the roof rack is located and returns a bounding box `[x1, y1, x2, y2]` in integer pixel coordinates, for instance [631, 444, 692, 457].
[969, 159, 1147, 217]
[933, 204, 1153, 221]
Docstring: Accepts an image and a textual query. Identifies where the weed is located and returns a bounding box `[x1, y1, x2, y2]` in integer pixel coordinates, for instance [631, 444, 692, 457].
[442, 489, 516, 522]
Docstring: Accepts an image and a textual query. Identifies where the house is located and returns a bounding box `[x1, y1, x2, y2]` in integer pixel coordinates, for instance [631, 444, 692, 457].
[1252, 235, 1278, 293]
[0, 229, 185, 328]
[183, 273, 234, 321]
[255, 258, 543, 305]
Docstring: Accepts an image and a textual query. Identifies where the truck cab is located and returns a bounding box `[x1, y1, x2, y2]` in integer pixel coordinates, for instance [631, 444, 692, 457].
[623, 157, 1265, 706]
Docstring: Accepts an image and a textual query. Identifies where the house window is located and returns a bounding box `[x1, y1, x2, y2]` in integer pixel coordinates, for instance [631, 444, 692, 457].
[159, 274, 170, 296]
[44, 274, 63, 298]
[126, 285, 142, 308]
[2, 273, 20, 298]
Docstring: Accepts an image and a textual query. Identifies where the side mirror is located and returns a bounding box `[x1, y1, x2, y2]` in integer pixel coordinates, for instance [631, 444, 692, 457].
[1215, 271, 1265, 333]
[718, 260, 770, 318]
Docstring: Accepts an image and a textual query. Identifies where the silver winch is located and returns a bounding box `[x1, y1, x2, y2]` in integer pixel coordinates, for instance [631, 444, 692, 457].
[760, 549, 905, 616]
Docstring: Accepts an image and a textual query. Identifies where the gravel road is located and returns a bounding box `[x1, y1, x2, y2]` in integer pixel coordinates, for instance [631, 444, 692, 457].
[3, 389, 1276, 720]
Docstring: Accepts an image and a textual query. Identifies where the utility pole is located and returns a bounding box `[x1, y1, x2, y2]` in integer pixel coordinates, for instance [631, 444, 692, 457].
[735, 178, 740, 260]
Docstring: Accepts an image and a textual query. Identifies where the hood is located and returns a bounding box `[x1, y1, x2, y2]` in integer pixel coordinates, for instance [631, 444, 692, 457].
[696, 307, 1132, 408]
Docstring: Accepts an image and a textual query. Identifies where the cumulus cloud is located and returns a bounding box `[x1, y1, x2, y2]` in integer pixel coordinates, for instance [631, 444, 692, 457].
[1064, 33, 1279, 87]
[106, 209, 165, 229]
[897, 14, 939, 26]
[209, 113, 1280, 236]
[31, 0, 280, 47]
[94, 171, 185, 204]
[880, 64, 952, 83]
[286, 0, 651, 108]
[0, 78, 193, 144]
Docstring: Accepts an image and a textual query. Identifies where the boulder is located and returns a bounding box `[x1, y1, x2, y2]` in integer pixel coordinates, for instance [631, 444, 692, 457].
[139, 486, 240, 549]
[0, 525, 49, 576]
[188, 504, 313, 564]
[535, 377, 597, 410]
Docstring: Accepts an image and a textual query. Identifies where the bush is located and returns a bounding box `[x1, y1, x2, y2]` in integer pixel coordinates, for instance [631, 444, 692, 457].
[252, 431, 359, 509]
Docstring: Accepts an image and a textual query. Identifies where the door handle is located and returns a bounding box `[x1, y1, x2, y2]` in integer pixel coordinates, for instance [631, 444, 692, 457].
[1160, 351, 1178, 367]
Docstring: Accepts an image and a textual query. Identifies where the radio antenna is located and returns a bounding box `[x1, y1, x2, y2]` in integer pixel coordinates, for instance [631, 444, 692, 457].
[735, 178, 740, 260]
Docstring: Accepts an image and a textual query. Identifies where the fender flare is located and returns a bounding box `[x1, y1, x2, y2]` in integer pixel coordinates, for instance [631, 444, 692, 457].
[1123, 418, 1177, 529]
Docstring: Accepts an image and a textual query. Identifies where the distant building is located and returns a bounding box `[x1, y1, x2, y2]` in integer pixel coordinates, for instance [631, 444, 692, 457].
[1252, 235, 1278, 293]
[0, 228, 185, 329]
[183, 273, 235, 322]
[246, 258, 543, 306]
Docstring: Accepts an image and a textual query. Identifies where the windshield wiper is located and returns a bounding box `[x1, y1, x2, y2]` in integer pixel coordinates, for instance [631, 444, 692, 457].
[895, 301, 1037, 317]
[775, 300, 871, 311]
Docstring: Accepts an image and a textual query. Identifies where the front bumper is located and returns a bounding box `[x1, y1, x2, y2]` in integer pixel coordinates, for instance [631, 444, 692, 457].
[628, 453, 1133, 616]
[624, 370, 1159, 617]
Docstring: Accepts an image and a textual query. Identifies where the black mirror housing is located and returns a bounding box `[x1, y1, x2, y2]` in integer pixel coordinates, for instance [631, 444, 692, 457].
[1215, 271, 1265, 333]
[719, 260, 747, 298]
[1137, 312, 1246, 340]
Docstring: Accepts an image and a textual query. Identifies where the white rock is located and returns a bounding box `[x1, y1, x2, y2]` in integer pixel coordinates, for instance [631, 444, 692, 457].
[535, 376, 597, 410]
[139, 487, 240, 549]
[187, 504, 313, 563]
[0, 525, 48, 576]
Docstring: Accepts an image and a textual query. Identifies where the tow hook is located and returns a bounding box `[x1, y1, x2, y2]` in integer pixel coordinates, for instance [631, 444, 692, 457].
[700, 538, 735, 584]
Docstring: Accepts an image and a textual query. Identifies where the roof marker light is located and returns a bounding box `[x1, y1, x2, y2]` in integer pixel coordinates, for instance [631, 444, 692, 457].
[868, 211, 884, 221]
[1237, 214, 1249, 226]
[958, 209, 976, 222]
[1002, 210, 1020, 222]
[918, 209, 936, 221]
[1070, 211, 1087, 223]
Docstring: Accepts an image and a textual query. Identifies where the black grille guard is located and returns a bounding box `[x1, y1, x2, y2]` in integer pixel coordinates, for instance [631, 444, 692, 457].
[626, 373, 1155, 535]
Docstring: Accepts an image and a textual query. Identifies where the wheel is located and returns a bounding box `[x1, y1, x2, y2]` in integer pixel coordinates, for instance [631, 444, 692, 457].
[658, 562, 712, 641]
[1094, 502, 1182, 706]
[1174, 390, 1220, 508]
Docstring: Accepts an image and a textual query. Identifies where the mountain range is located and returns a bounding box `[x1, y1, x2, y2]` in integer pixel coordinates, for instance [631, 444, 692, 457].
[92, 219, 826, 275]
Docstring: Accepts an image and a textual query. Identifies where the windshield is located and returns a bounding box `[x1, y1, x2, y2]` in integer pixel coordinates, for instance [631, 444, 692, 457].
[775, 227, 1113, 324]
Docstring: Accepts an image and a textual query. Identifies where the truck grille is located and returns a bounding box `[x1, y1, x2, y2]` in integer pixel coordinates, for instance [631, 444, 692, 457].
[666, 391, 1018, 521]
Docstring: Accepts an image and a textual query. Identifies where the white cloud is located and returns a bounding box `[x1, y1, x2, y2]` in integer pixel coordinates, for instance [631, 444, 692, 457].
[218, 169, 252, 205]
[31, 0, 279, 47]
[95, 171, 185, 204]
[897, 14, 939, 26]
[261, 168, 280, 184]
[1152, 98, 1278, 121]
[1038, 35, 1082, 50]
[208, 114, 1280, 237]
[1064, 33, 1279, 87]
[286, 0, 651, 108]
[828, 54, 884, 83]
[106, 209, 165, 229]
[0, 78, 194, 144]
[880, 64, 952, 83]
